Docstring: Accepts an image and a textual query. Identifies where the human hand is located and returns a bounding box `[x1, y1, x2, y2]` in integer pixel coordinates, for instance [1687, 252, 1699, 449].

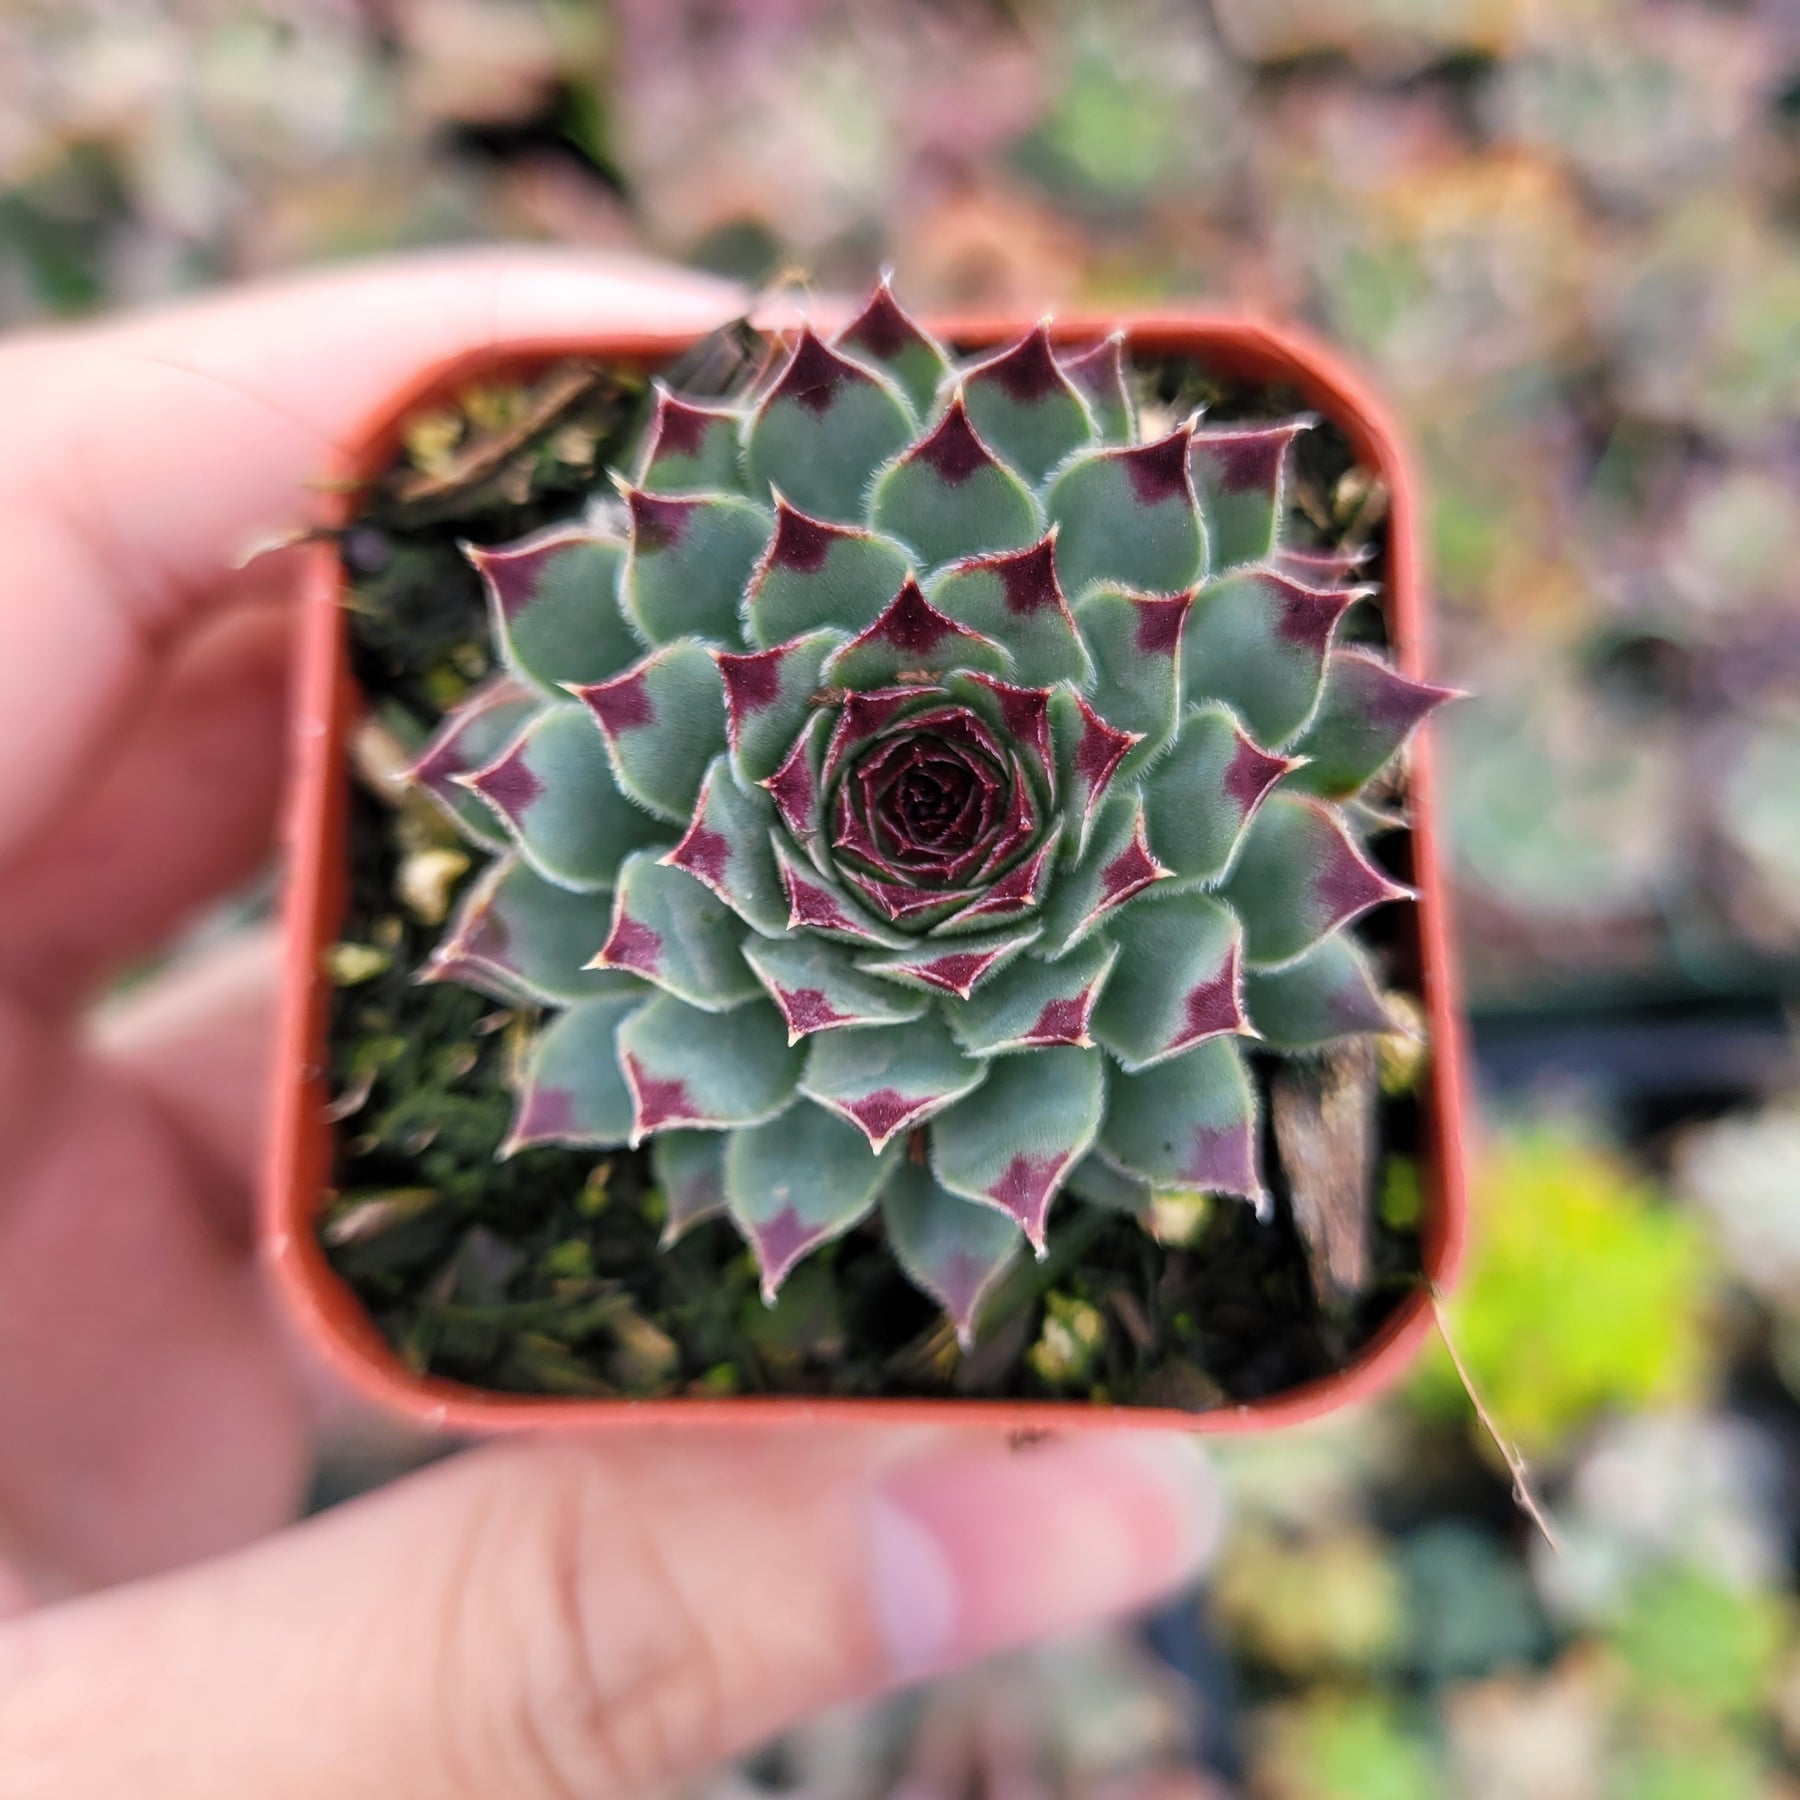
[0, 252, 1218, 1796]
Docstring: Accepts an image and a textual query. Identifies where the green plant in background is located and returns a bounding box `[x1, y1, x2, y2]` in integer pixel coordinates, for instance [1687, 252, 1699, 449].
[1254, 1690, 1441, 1800]
[1409, 1124, 1719, 1458]
[1609, 1564, 1792, 1733]
[1215, 1523, 1409, 1677]
[410, 282, 1448, 1342]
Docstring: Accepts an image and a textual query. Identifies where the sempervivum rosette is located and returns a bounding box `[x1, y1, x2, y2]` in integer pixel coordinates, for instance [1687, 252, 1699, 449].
[410, 284, 1452, 1345]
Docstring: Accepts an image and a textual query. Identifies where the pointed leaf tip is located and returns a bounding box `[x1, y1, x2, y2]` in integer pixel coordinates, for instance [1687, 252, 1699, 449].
[928, 533, 1092, 689]
[821, 575, 1009, 688]
[1141, 702, 1295, 887]
[461, 705, 663, 892]
[595, 852, 761, 1013]
[947, 936, 1119, 1057]
[466, 528, 637, 692]
[869, 394, 1041, 567]
[959, 323, 1096, 481]
[835, 280, 950, 417]
[652, 1130, 727, 1247]
[882, 1163, 1023, 1351]
[1224, 793, 1415, 968]
[1045, 426, 1203, 599]
[617, 992, 800, 1143]
[1051, 687, 1142, 857]
[1183, 570, 1361, 749]
[1058, 333, 1133, 438]
[746, 327, 913, 522]
[931, 1046, 1103, 1251]
[1288, 649, 1460, 799]
[1101, 1036, 1265, 1202]
[1188, 417, 1313, 570]
[637, 384, 744, 493]
[1091, 891, 1249, 1071]
[621, 486, 769, 644]
[856, 921, 1042, 1000]
[572, 641, 727, 824]
[725, 1104, 893, 1299]
[745, 496, 914, 647]
[799, 1016, 986, 1152]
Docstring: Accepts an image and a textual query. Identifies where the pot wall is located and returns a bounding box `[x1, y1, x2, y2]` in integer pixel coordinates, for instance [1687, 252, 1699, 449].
[266, 312, 1470, 1434]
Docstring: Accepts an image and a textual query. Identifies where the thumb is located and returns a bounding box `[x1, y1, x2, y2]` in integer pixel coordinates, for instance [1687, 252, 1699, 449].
[0, 1426, 1218, 1799]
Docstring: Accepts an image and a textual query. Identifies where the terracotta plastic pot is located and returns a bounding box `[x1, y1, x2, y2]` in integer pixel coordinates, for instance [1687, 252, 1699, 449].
[266, 309, 1470, 1434]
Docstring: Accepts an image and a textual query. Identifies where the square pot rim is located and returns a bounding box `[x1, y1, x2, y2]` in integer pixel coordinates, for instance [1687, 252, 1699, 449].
[266, 306, 1471, 1435]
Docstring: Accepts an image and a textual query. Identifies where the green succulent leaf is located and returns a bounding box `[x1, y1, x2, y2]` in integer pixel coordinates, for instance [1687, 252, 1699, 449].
[945, 936, 1118, 1056]
[1044, 428, 1204, 598]
[745, 327, 914, 522]
[663, 756, 789, 937]
[636, 384, 746, 494]
[927, 534, 1093, 688]
[940, 672, 1057, 792]
[617, 992, 802, 1142]
[1058, 334, 1133, 439]
[1286, 649, 1458, 800]
[1049, 686, 1140, 859]
[717, 630, 845, 788]
[411, 675, 543, 852]
[1090, 891, 1248, 1071]
[1099, 1035, 1264, 1201]
[1187, 419, 1310, 572]
[959, 324, 1095, 482]
[619, 487, 770, 645]
[931, 1044, 1104, 1251]
[572, 640, 728, 824]
[1036, 789, 1169, 958]
[869, 395, 1042, 566]
[725, 1103, 896, 1300]
[745, 499, 915, 648]
[741, 932, 929, 1041]
[1071, 584, 1194, 767]
[1183, 569, 1359, 748]
[855, 920, 1043, 999]
[762, 709, 832, 867]
[1064, 1150, 1153, 1220]
[460, 703, 664, 892]
[799, 1014, 988, 1152]
[504, 992, 645, 1154]
[771, 834, 910, 948]
[935, 824, 1062, 933]
[1222, 793, 1413, 969]
[467, 529, 640, 695]
[835, 281, 950, 417]
[1243, 934, 1397, 1051]
[595, 851, 761, 1013]
[426, 855, 630, 1005]
[820, 576, 1010, 689]
[881, 1160, 1024, 1349]
[1279, 542, 1374, 585]
[651, 1129, 728, 1246]
[1141, 702, 1296, 885]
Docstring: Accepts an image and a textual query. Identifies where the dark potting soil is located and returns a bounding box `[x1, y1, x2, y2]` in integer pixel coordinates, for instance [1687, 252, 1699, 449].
[318, 326, 1429, 1408]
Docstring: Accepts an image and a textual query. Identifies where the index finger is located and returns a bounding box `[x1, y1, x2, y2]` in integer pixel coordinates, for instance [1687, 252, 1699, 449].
[0, 249, 745, 858]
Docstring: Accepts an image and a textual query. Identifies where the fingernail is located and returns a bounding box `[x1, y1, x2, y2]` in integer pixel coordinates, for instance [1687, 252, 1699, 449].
[867, 1432, 1217, 1682]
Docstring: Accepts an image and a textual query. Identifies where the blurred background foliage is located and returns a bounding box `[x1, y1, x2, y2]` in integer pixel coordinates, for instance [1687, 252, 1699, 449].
[5, 0, 1795, 1793]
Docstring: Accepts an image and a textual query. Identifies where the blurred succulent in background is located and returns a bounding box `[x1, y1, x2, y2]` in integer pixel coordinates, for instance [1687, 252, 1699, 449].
[1408, 1123, 1719, 1459]
[409, 284, 1448, 1341]
[1678, 1106, 1800, 1318]
[1529, 1410, 1791, 1631]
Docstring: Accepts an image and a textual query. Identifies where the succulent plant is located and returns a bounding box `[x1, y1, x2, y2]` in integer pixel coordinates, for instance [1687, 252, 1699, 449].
[409, 284, 1450, 1346]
